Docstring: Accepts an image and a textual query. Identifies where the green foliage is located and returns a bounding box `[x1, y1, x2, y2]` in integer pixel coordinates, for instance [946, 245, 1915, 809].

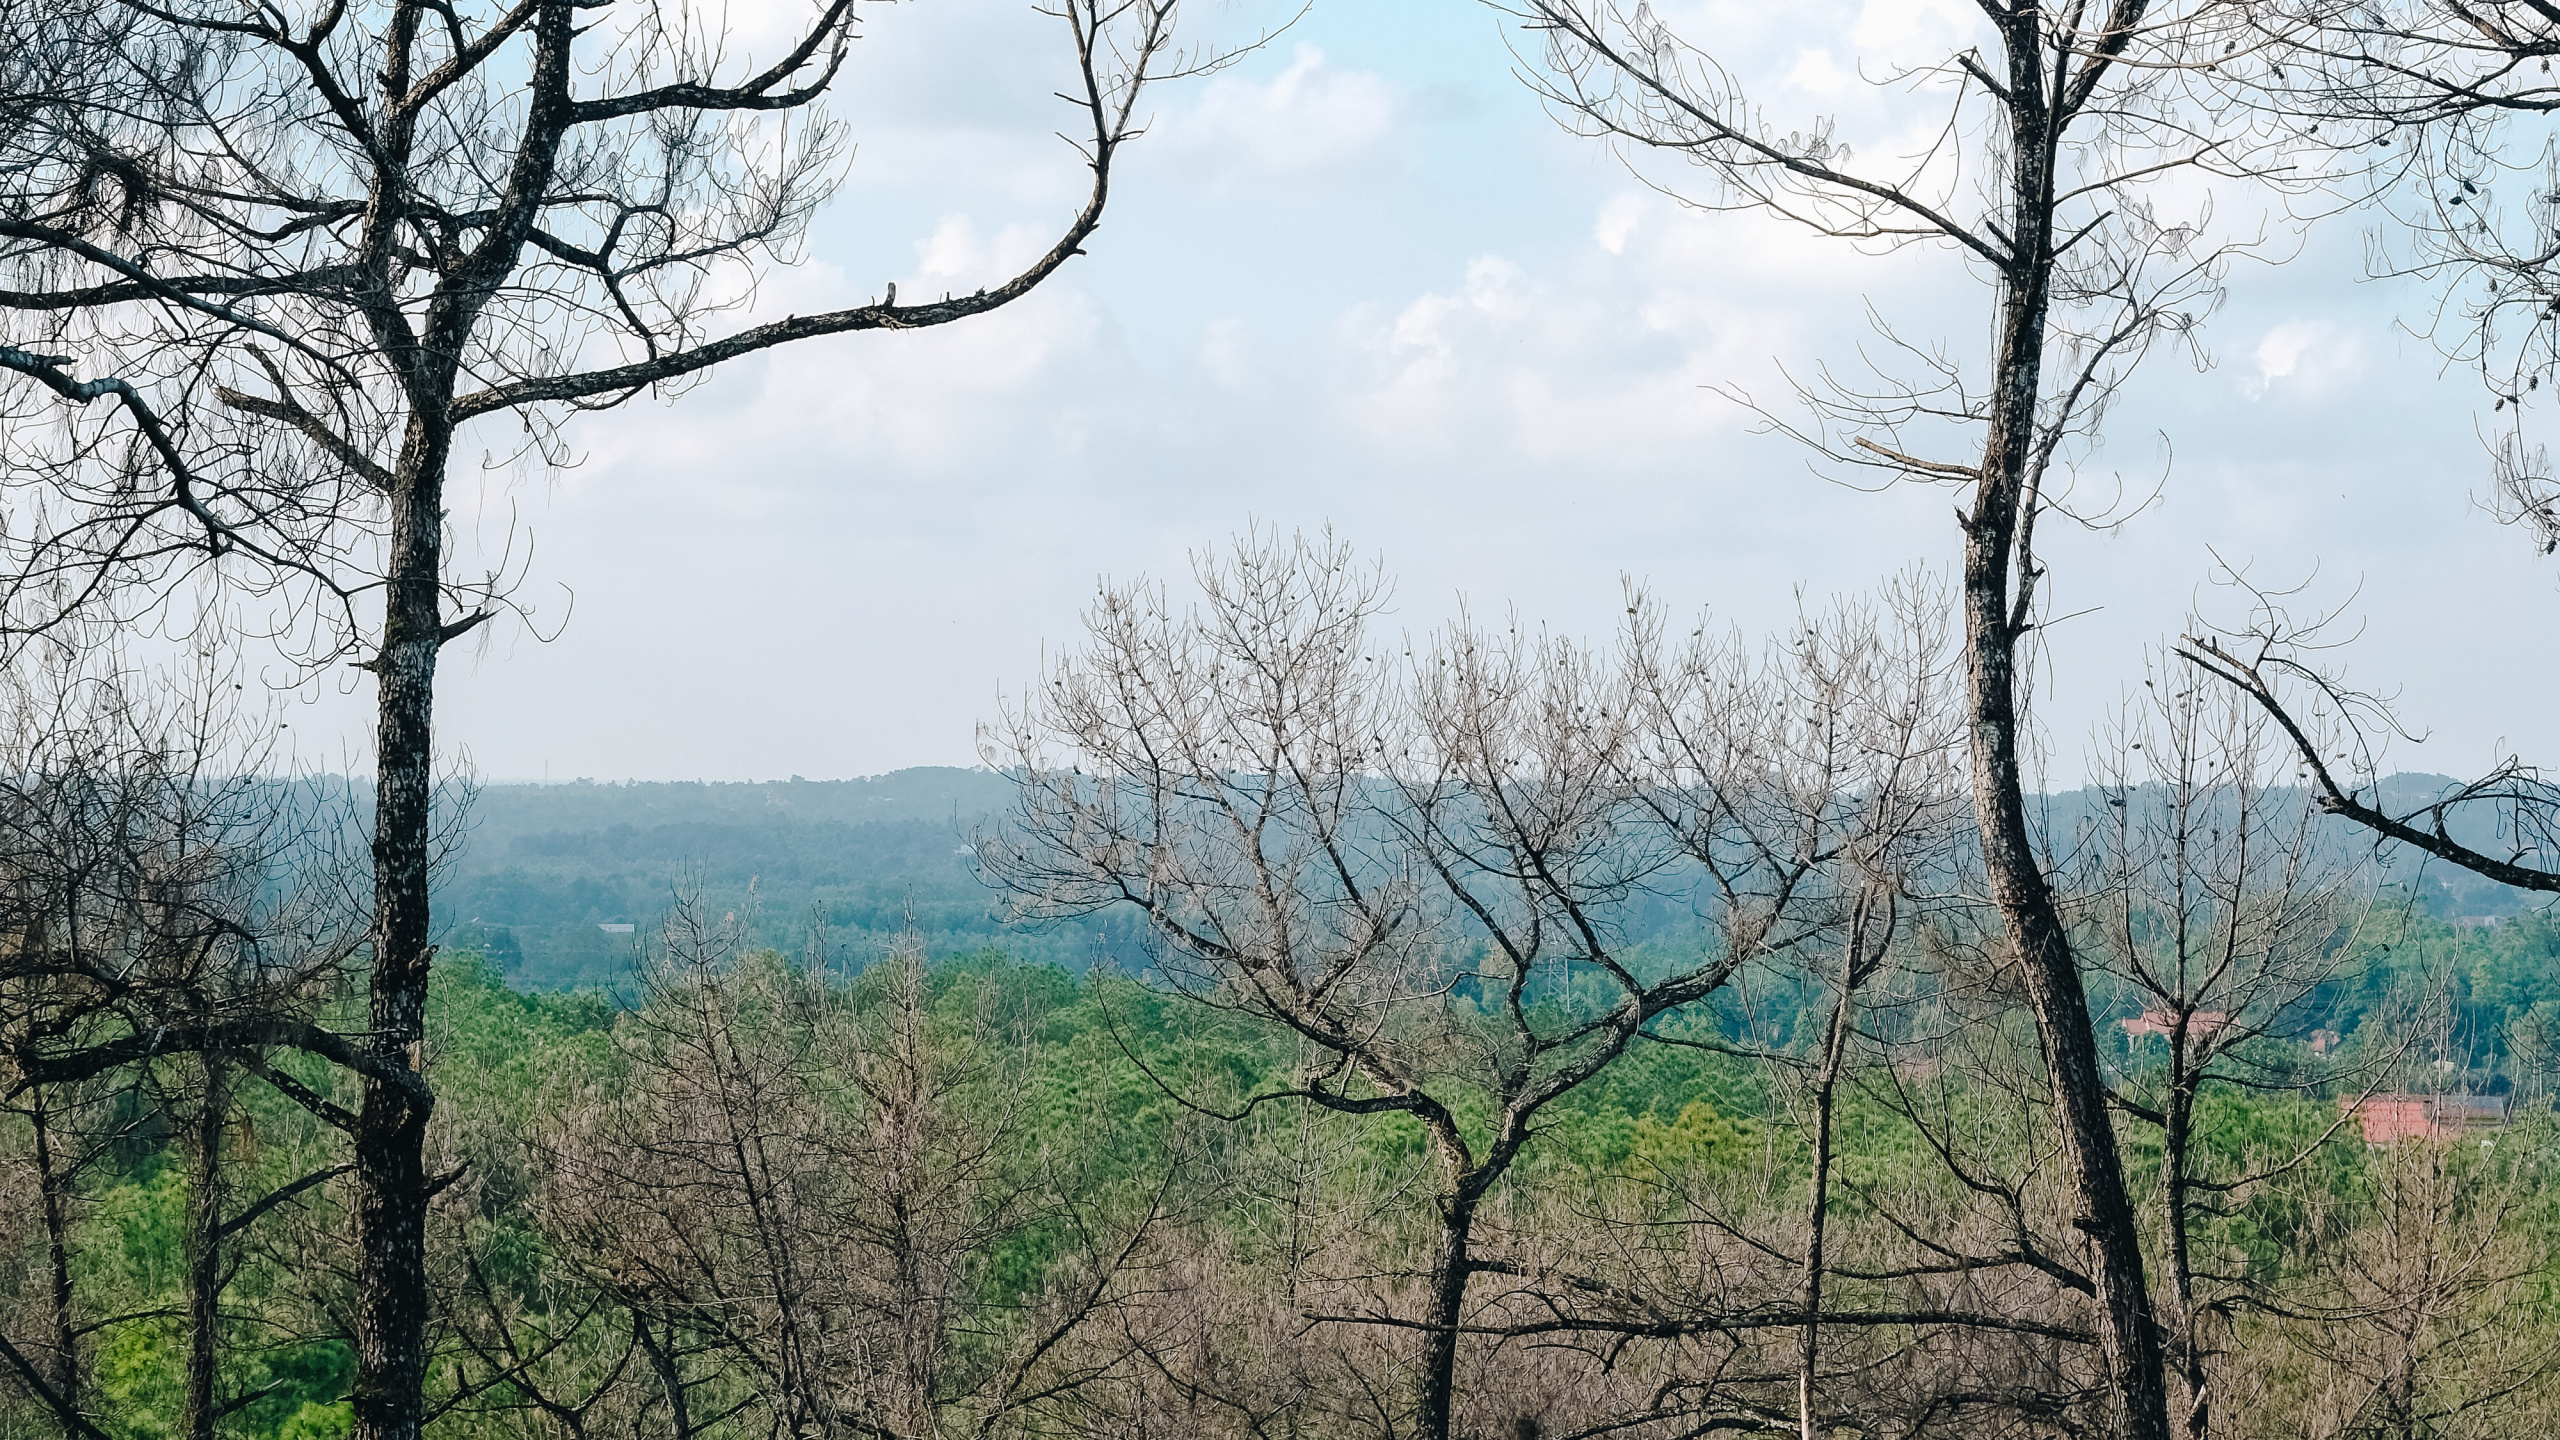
[20, 925, 2560, 1440]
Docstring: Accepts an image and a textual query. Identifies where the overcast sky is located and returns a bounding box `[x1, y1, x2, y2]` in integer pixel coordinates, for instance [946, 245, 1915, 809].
[282, 0, 2560, 787]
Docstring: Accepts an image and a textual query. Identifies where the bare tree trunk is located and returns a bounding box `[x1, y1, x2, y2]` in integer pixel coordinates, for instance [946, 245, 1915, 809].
[1967, 410, 2170, 1440]
[1797, 979, 1854, 1440]
[1416, 1194, 1478, 1440]
[635, 1315, 695, 1440]
[183, 1057, 229, 1440]
[2163, 1079, 2207, 1440]
[1967, 20, 2169, 1437]
[29, 1089, 80, 1415]
[352, 447, 447, 1440]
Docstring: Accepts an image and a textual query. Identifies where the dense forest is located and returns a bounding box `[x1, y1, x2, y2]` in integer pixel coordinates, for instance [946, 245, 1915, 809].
[435, 770, 2536, 992]
[433, 770, 1091, 989]
[10, 903, 2560, 1440]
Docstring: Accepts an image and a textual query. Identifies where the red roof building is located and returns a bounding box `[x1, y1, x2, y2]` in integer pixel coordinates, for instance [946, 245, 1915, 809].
[2340, 1093, 2513, 1145]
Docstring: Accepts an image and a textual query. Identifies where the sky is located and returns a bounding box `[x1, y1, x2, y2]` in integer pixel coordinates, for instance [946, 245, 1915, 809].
[281, 0, 2560, 787]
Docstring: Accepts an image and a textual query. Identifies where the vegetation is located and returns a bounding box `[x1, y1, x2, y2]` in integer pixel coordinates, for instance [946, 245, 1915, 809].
[7, 910, 2559, 1440]
[9, 0, 2560, 1436]
[433, 770, 1104, 989]
[10, 547, 2560, 1440]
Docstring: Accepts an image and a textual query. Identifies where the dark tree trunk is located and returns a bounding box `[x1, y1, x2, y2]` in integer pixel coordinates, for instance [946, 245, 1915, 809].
[2164, 1076, 2207, 1440]
[350, 444, 447, 1440]
[1963, 15, 2170, 1439]
[183, 1057, 229, 1440]
[636, 1316, 694, 1440]
[1797, 982, 1853, 1440]
[1415, 1195, 1477, 1440]
[30, 1091, 80, 1415]
[1966, 356, 2171, 1440]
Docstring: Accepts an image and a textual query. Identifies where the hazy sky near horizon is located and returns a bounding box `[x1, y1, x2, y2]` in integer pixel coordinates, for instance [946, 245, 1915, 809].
[280, 0, 2560, 787]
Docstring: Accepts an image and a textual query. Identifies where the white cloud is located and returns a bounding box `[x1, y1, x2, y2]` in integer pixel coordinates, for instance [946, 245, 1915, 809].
[1162, 45, 1399, 187]
[356, 4, 2558, 789]
[1787, 48, 1854, 97]
[1387, 256, 1532, 360]
[1848, 0, 1983, 57]
[908, 214, 1055, 290]
[1595, 194, 1646, 256]
[2247, 319, 2367, 401]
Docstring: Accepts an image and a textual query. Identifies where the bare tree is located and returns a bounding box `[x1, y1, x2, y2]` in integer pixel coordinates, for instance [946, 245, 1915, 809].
[1617, 573, 1966, 1439]
[2264, 1126, 2560, 1440]
[980, 532, 1972, 1440]
[0, 642, 367, 1439]
[982, 530, 1633, 1440]
[2068, 657, 2384, 1440]
[0, 1070, 119, 1438]
[2242, 2, 2560, 558]
[521, 897, 1175, 1440]
[2177, 613, 2560, 898]
[0, 1, 1250, 1432]
[2152, 7, 2560, 895]
[1502, 7, 2343, 1432]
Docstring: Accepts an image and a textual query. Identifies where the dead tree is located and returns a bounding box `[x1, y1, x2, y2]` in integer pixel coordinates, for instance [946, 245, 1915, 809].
[1505, 7, 2342, 1433]
[0, 2, 1239, 1434]
[2176, 611, 2560, 898]
[0, 644, 366, 1438]
[2068, 657, 2384, 1440]
[2143, 7, 2560, 894]
[1616, 573, 1966, 1439]
[0, 1070, 118, 1437]
[522, 899, 1173, 1440]
[2267, 1124, 2560, 1440]
[980, 532, 1967, 1440]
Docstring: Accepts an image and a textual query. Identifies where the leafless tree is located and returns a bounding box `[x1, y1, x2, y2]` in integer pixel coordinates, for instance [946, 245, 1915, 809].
[980, 532, 1977, 1440]
[0, 0, 1249, 1432]
[2155, 7, 2560, 896]
[520, 897, 1177, 1440]
[0, 1066, 118, 1438]
[1615, 572, 1967, 1438]
[2177, 604, 2560, 899]
[0, 641, 367, 1439]
[2066, 656, 2385, 1440]
[2257, 1126, 2560, 1440]
[1504, 7, 2344, 1432]
[2241, 2, 2560, 559]
[982, 529, 1645, 1440]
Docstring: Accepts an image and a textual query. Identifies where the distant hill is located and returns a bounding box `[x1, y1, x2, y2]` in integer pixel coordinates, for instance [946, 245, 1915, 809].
[2030, 772, 2542, 922]
[432, 769, 1120, 989]
[434, 768, 2545, 991]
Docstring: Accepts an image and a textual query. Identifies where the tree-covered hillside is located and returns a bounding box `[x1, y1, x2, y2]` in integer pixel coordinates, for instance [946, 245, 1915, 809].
[432, 769, 1127, 987]
[441, 769, 2545, 991]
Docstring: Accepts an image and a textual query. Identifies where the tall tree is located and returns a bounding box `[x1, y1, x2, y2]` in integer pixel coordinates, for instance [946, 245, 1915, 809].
[2073, 659, 2379, 1440]
[0, 2, 1225, 1436]
[1507, 5, 2331, 1434]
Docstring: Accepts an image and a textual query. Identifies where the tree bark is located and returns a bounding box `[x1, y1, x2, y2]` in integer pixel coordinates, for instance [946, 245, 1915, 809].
[1962, 14, 2170, 1438]
[30, 1090, 81, 1416]
[1797, 979, 1854, 1440]
[183, 1057, 229, 1440]
[350, 438, 447, 1440]
[1415, 1194, 1477, 1440]
[2164, 1073, 2207, 1440]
